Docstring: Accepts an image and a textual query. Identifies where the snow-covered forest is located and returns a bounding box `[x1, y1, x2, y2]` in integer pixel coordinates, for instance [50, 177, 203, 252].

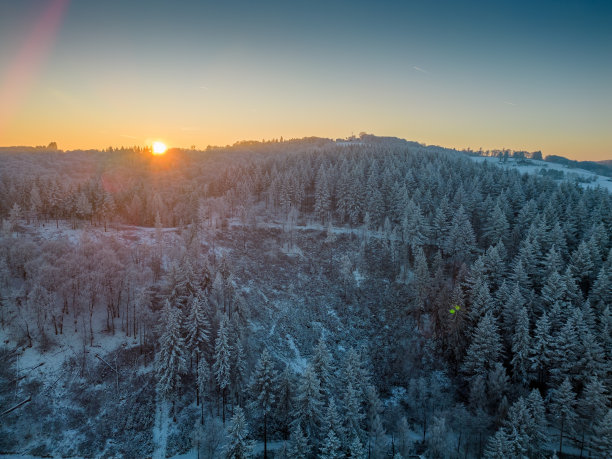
[0, 137, 611, 458]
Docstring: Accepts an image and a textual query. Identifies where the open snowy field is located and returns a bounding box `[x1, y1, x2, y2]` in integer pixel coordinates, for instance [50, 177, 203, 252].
[468, 155, 612, 193]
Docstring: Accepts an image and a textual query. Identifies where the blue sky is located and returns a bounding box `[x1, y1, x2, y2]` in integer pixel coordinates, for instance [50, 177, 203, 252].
[1, 0, 610, 158]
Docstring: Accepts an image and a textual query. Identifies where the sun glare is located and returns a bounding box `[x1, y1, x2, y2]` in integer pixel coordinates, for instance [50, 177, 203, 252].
[152, 141, 167, 155]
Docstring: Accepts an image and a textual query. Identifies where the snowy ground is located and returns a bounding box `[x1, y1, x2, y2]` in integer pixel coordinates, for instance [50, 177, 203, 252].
[468, 155, 612, 193]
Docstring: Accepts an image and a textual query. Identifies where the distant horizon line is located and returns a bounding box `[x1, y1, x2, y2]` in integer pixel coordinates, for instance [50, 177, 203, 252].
[0, 134, 609, 163]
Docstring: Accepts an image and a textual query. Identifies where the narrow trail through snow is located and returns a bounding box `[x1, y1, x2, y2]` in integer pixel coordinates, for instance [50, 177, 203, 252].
[153, 398, 169, 459]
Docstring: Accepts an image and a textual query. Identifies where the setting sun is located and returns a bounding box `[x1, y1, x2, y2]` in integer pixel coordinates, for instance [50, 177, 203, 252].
[152, 141, 167, 155]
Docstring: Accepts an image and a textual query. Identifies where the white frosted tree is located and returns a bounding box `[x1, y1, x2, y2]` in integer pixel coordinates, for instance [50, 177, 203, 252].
[322, 397, 346, 451]
[577, 375, 608, 449]
[186, 294, 210, 373]
[312, 337, 333, 401]
[343, 381, 365, 443]
[320, 429, 342, 459]
[525, 389, 547, 457]
[223, 406, 252, 459]
[591, 409, 612, 458]
[156, 300, 186, 415]
[461, 312, 502, 383]
[510, 305, 530, 385]
[549, 377, 577, 457]
[443, 205, 476, 264]
[248, 348, 277, 459]
[293, 364, 324, 442]
[529, 311, 552, 386]
[197, 358, 211, 425]
[287, 424, 310, 458]
[349, 435, 366, 459]
[213, 314, 232, 424]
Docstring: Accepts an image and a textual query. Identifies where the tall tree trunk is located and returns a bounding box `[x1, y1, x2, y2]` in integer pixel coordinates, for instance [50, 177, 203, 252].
[559, 416, 565, 457]
[264, 413, 267, 459]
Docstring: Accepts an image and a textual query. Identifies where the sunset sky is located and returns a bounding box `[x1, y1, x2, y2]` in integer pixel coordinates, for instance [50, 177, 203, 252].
[1, 0, 610, 159]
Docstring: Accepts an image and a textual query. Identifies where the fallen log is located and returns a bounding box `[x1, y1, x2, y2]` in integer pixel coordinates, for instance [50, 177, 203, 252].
[0, 396, 32, 417]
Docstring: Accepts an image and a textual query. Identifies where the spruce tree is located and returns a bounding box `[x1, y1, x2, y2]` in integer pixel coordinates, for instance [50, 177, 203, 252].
[156, 300, 186, 401]
[185, 294, 210, 372]
[197, 358, 211, 425]
[349, 435, 366, 458]
[322, 397, 346, 450]
[529, 311, 552, 386]
[287, 424, 310, 458]
[549, 377, 577, 457]
[223, 406, 252, 459]
[249, 348, 277, 459]
[312, 337, 333, 401]
[293, 364, 324, 442]
[577, 375, 608, 439]
[510, 305, 530, 385]
[462, 312, 502, 382]
[591, 409, 612, 458]
[320, 430, 342, 459]
[525, 389, 547, 457]
[213, 314, 232, 424]
[343, 381, 365, 442]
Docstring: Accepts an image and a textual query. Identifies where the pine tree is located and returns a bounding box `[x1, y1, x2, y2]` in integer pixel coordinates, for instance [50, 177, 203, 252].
[483, 242, 506, 291]
[156, 300, 186, 400]
[185, 294, 210, 373]
[541, 271, 567, 310]
[525, 389, 547, 457]
[577, 375, 608, 442]
[314, 166, 332, 223]
[591, 409, 612, 458]
[543, 245, 564, 278]
[293, 364, 324, 441]
[213, 314, 232, 424]
[312, 337, 333, 401]
[483, 204, 509, 246]
[579, 330, 606, 383]
[274, 366, 294, 441]
[570, 240, 594, 292]
[249, 348, 278, 459]
[370, 413, 387, 459]
[320, 430, 342, 459]
[548, 377, 577, 457]
[443, 205, 476, 264]
[462, 312, 502, 382]
[468, 280, 493, 323]
[549, 316, 579, 386]
[511, 305, 530, 385]
[349, 435, 366, 458]
[230, 337, 247, 406]
[322, 398, 346, 450]
[426, 416, 451, 459]
[502, 282, 524, 337]
[503, 397, 532, 456]
[287, 424, 310, 458]
[343, 381, 365, 442]
[197, 358, 211, 425]
[413, 246, 430, 306]
[223, 406, 252, 459]
[402, 200, 429, 250]
[484, 428, 512, 459]
[529, 311, 552, 386]
[487, 362, 509, 410]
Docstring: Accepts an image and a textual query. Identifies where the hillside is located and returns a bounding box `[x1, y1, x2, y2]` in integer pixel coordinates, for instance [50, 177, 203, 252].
[0, 139, 611, 458]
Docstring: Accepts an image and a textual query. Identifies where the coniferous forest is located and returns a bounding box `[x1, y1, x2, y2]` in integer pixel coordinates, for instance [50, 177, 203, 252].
[0, 137, 611, 458]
